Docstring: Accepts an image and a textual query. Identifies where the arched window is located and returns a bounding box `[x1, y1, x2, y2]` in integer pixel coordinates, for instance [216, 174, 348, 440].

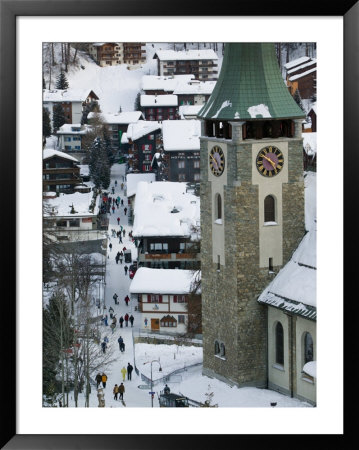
[275, 322, 284, 365]
[220, 343, 226, 357]
[264, 195, 275, 222]
[215, 193, 222, 220]
[214, 341, 220, 355]
[304, 332, 314, 363]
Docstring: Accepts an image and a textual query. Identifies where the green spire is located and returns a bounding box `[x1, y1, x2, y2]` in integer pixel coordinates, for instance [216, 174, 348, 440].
[198, 43, 305, 121]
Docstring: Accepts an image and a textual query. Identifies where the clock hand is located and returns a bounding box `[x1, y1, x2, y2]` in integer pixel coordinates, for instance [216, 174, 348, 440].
[210, 154, 219, 168]
[262, 154, 276, 168]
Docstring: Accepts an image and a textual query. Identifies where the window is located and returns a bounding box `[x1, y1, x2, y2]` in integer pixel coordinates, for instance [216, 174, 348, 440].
[304, 332, 314, 364]
[65, 137, 71, 142]
[215, 193, 222, 220]
[72, 136, 81, 141]
[178, 160, 185, 169]
[56, 220, 67, 228]
[147, 294, 162, 303]
[150, 242, 168, 253]
[264, 195, 275, 222]
[178, 173, 186, 181]
[160, 315, 177, 327]
[194, 173, 200, 181]
[220, 343, 226, 357]
[178, 315, 185, 324]
[174, 295, 187, 303]
[275, 322, 284, 365]
[269, 257, 274, 272]
[193, 160, 200, 169]
[214, 341, 220, 355]
[69, 219, 80, 227]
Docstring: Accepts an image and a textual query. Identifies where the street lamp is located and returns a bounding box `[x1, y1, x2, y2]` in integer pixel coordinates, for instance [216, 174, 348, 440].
[144, 359, 162, 407]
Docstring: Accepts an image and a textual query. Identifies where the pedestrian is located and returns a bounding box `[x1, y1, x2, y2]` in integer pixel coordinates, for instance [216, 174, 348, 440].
[112, 205, 115, 214]
[101, 341, 107, 353]
[119, 257, 123, 264]
[109, 242, 112, 251]
[122, 246, 127, 252]
[119, 383, 125, 401]
[110, 323, 115, 334]
[115, 180, 117, 186]
[113, 384, 119, 400]
[112, 187, 115, 194]
[113, 293, 119, 305]
[124, 265, 128, 275]
[124, 313, 129, 327]
[117, 217, 120, 225]
[104, 335, 109, 344]
[119, 251, 123, 258]
[104, 315, 108, 326]
[124, 207, 127, 215]
[119, 235, 123, 244]
[121, 366, 127, 382]
[96, 373, 102, 389]
[124, 295, 130, 306]
[144, 317, 148, 328]
[119, 316, 124, 328]
[115, 255, 119, 264]
[117, 335, 123, 350]
[129, 314, 134, 327]
[121, 182, 124, 190]
[121, 199, 124, 206]
[164, 384, 170, 395]
[120, 341, 125, 352]
[102, 373, 107, 388]
[127, 363, 133, 380]
[117, 195, 121, 203]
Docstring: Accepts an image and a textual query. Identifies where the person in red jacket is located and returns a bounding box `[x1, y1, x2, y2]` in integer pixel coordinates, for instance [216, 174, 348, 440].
[124, 313, 129, 327]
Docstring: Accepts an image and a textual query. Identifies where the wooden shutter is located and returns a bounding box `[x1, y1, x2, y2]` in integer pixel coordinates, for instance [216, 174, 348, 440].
[174, 295, 177, 303]
[147, 294, 151, 302]
[159, 295, 163, 303]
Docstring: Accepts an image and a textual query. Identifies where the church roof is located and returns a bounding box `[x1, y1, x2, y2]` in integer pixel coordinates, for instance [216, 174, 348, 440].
[197, 43, 305, 121]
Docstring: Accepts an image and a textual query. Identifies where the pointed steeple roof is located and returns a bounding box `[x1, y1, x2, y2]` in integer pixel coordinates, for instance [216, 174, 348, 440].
[198, 43, 305, 121]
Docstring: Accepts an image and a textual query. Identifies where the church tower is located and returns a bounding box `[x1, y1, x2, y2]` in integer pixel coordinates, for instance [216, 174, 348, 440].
[198, 43, 306, 387]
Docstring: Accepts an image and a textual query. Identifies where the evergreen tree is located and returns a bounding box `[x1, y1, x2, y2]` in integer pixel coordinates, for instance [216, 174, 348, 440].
[43, 107, 52, 141]
[134, 91, 142, 111]
[52, 103, 66, 132]
[89, 137, 111, 190]
[55, 70, 69, 90]
[102, 125, 115, 166]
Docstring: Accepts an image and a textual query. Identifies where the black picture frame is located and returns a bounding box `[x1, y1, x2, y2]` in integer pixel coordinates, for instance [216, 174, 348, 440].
[1, 0, 356, 448]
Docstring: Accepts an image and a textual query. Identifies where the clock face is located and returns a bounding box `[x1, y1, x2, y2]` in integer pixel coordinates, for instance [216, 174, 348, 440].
[256, 146, 284, 177]
[209, 146, 225, 176]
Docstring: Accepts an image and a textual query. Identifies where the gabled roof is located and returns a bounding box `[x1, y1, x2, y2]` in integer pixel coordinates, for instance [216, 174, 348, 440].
[43, 148, 79, 162]
[88, 111, 144, 124]
[153, 49, 218, 61]
[126, 121, 162, 142]
[43, 89, 99, 102]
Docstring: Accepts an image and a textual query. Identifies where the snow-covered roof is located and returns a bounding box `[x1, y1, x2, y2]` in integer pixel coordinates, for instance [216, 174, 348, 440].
[162, 119, 201, 151]
[43, 148, 79, 163]
[289, 67, 316, 82]
[126, 121, 162, 142]
[140, 94, 178, 107]
[88, 111, 143, 124]
[287, 59, 316, 75]
[154, 49, 218, 61]
[43, 88, 98, 102]
[129, 267, 199, 294]
[43, 191, 99, 217]
[132, 181, 200, 238]
[173, 80, 216, 95]
[179, 105, 203, 118]
[78, 164, 89, 176]
[141, 75, 194, 92]
[126, 173, 156, 198]
[303, 132, 317, 157]
[56, 124, 89, 135]
[284, 56, 312, 70]
[258, 172, 317, 317]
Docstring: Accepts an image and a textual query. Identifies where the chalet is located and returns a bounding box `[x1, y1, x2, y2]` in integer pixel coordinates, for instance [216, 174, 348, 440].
[141, 74, 195, 96]
[129, 267, 201, 335]
[87, 111, 144, 151]
[140, 95, 179, 121]
[43, 88, 99, 129]
[56, 123, 90, 152]
[43, 149, 83, 194]
[284, 56, 317, 99]
[125, 121, 162, 174]
[258, 173, 317, 406]
[162, 120, 201, 183]
[43, 190, 106, 246]
[125, 173, 156, 225]
[89, 42, 146, 67]
[307, 103, 317, 132]
[153, 49, 219, 81]
[132, 181, 200, 270]
[173, 79, 216, 106]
